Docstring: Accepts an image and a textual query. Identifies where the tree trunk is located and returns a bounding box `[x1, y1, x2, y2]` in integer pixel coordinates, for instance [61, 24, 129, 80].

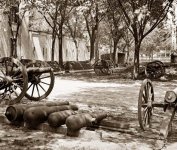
[113, 41, 118, 65]
[133, 41, 141, 79]
[51, 32, 56, 61]
[73, 39, 79, 61]
[95, 37, 99, 61]
[90, 37, 95, 62]
[58, 28, 63, 68]
[126, 45, 130, 64]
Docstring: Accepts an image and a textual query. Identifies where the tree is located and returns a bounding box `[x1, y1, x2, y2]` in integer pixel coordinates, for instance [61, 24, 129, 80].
[0, 0, 29, 57]
[141, 24, 172, 60]
[117, 0, 174, 79]
[77, 0, 105, 63]
[106, 0, 127, 64]
[65, 8, 85, 61]
[29, 0, 74, 67]
[122, 29, 134, 63]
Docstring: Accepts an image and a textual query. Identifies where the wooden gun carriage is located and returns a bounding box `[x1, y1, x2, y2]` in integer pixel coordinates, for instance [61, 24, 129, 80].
[0, 57, 55, 104]
[138, 79, 177, 139]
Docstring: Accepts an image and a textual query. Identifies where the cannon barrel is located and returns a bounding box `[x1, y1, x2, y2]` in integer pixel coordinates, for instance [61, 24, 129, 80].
[5, 101, 69, 122]
[26, 67, 53, 74]
[48, 110, 76, 127]
[23, 105, 78, 128]
[66, 113, 107, 136]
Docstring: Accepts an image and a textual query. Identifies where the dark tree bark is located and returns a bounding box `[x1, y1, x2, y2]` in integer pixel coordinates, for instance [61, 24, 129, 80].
[113, 40, 118, 64]
[58, 27, 63, 68]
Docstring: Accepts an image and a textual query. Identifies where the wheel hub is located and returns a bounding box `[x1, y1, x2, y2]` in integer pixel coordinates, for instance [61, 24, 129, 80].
[31, 76, 41, 84]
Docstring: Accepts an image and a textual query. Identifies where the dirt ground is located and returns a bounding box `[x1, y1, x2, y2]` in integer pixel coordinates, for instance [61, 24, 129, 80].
[1, 72, 177, 150]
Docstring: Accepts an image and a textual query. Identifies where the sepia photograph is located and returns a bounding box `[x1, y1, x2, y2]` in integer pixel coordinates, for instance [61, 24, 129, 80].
[0, 0, 177, 149]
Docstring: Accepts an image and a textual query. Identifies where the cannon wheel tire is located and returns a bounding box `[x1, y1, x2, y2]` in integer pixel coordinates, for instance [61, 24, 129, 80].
[138, 79, 154, 131]
[25, 60, 55, 101]
[0, 57, 28, 104]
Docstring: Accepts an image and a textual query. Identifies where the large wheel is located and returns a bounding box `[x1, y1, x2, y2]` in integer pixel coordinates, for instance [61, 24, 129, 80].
[0, 57, 28, 104]
[145, 61, 165, 79]
[138, 79, 154, 131]
[24, 60, 55, 101]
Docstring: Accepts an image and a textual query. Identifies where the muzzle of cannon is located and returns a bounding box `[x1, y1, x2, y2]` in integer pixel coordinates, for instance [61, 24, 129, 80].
[23, 105, 78, 128]
[66, 112, 107, 136]
[47, 110, 76, 127]
[5, 101, 69, 122]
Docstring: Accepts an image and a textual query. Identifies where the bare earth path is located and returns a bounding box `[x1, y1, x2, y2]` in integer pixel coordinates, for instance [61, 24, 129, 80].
[0, 75, 177, 150]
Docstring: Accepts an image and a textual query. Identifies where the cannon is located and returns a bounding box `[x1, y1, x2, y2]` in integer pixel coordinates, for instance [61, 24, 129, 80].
[47, 110, 76, 127]
[0, 57, 55, 104]
[94, 59, 115, 75]
[66, 112, 107, 136]
[5, 101, 69, 122]
[145, 60, 165, 79]
[23, 104, 78, 128]
[138, 79, 177, 139]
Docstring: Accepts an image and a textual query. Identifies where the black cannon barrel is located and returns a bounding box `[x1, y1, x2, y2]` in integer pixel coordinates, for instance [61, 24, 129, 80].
[66, 112, 107, 136]
[23, 105, 78, 128]
[48, 110, 76, 127]
[26, 67, 53, 74]
[5, 101, 69, 122]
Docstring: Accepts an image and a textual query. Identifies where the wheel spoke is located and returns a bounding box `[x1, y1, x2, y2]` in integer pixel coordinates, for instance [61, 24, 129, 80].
[31, 84, 35, 97]
[36, 84, 40, 97]
[12, 88, 19, 97]
[0, 69, 5, 76]
[142, 93, 146, 101]
[143, 107, 148, 126]
[5, 60, 9, 75]
[12, 78, 23, 82]
[27, 83, 33, 91]
[40, 81, 50, 86]
[12, 83, 22, 90]
[38, 83, 46, 93]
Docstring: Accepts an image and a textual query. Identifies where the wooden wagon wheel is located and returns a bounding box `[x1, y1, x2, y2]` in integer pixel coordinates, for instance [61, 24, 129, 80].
[145, 60, 165, 79]
[0, 57, 28, 104]
[138, 79, 154, 130]
[25, 60, 55, 101]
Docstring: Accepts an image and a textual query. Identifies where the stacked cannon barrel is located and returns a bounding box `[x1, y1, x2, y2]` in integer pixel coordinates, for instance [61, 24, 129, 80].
[5, 101, 107, 137]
